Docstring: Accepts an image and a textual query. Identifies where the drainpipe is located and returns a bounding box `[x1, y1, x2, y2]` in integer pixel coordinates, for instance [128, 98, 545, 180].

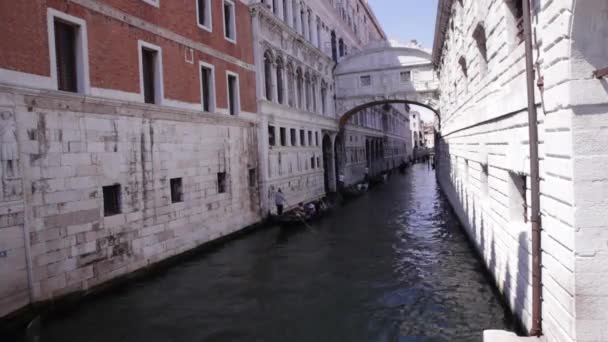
[522, 0, 542, 336]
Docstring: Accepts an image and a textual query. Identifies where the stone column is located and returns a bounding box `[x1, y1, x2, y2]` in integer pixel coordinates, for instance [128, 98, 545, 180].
[286, 0, 293, 28]
[302, 7, 309, 41]
[277, 0, 284, 21]
[295, 2, 302, 35]
[308, 10, 314, 44]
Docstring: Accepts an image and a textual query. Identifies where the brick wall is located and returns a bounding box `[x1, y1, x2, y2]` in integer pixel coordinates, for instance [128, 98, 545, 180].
[0, 0, 256, 113]
[0, 0, 262, 318]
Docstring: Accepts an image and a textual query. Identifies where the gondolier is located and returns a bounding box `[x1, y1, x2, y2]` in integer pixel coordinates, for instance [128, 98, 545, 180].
[275, 189, 287, 215]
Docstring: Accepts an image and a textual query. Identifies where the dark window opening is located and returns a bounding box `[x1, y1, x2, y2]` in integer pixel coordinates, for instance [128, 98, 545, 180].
[228, 74, 238, 115]
[248, 168, 256, 187]
[290, 128, 296, 146]
[54, 20, 78, 92]
[300, 130, 305, 146]
[197, 0, 209, 27]
[217, 172, 227, 193]
[308, 131, 312, 146]
[142, 48, 157, 104]
[507, 0, 524, 43]
[103, 184, 121, 217]
[280, 127, 287, 146]
[170, 178, 183, 203]
[268, 125, 276, 146]
[331, 31, 337, 63]
[201, 66, 212, 112]
[311, 156, 315, 169]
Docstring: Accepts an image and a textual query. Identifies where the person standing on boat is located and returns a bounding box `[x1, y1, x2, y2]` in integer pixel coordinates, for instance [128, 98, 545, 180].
[275, 189, 287, 215]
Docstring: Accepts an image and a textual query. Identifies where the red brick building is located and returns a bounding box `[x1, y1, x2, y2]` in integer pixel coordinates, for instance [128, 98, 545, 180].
[0, 0, 261, 318]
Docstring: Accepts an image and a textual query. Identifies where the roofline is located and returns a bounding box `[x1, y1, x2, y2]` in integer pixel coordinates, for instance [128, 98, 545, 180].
[432, 0, 454, 67]
[360, 0, 387, 40]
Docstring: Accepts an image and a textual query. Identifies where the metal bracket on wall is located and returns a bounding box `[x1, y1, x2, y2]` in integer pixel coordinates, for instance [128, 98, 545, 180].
[593, 67, 608, 79]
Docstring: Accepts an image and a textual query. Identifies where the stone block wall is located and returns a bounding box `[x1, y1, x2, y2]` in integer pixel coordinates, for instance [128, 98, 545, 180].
[431, 0, 608, 340]
[0, 87, 261, 317]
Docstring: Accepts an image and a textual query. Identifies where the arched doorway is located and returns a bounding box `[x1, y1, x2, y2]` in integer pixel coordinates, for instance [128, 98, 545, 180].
[334, 134, 343, 188]
[322, 134, 335, 193]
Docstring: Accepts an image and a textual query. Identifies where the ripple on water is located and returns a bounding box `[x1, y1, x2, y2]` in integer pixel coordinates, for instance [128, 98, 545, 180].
[36, 165, 513, 342]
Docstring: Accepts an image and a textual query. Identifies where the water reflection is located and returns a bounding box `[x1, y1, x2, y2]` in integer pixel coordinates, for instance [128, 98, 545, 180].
[38, 164, 512, 342]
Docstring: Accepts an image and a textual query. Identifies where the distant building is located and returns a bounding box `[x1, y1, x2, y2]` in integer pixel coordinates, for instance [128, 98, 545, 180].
[248, 0, 387, 213]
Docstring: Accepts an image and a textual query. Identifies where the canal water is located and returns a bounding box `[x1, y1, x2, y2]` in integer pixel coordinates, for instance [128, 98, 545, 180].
[39, 164, 513, 341]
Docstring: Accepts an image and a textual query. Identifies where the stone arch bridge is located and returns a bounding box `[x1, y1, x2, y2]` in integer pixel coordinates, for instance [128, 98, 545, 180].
[334, 41, 441, 129]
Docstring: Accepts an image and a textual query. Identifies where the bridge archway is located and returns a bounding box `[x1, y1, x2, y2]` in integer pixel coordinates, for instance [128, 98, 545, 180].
[337, 99, 441, 131]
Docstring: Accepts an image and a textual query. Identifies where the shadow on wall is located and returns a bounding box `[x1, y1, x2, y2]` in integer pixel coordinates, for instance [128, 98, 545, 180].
[435, 136, 529, 333]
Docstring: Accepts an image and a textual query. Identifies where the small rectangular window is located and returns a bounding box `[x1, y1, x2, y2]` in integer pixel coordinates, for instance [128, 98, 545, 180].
[227, 73, 239, 115]
[217, 172, 227, 193]
[308, 131, 312, 146]
[290, 128, 297, 146]
[197, 0, 212, 31]
[300, 130, 305, 146]
[170, 178, 183, 203]
[315, 132, 319, 146]
[54, 20, 78, 92]
[223, 0, 236, 42]
[360, 75, 371, 87]
[200, 64, 215, 112]
[310, 156, 315, 169]
[400, 71, 411, 82]
[280, 127, 287, 146]
[268, 125, 276, 146]
[103, 184, 121, 217]
[142, 48, 158, 104]
[248, 168, 256, 187]
[508, 171, 527, 223]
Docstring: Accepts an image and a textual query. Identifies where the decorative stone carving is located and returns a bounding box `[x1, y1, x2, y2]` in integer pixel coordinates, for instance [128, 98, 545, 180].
[0, 109, 19, 201]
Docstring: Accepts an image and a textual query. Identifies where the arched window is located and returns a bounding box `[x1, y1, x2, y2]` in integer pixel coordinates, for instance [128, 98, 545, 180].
[331, 31, 337, 62]
[272, 0, 278, 16]
[276, 57, 284, 104]
[305, 72, 311, 112]
[286, 63, 295, 107]
[338, 38, 345, 57]
[264, 51, 273, 101]
[316, 18, 321, 48]
[296, 68, 303, 109]
[473, 23, 488, 76]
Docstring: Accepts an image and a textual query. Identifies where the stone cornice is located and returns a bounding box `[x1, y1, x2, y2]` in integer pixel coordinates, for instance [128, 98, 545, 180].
[432, 0, 454, 67]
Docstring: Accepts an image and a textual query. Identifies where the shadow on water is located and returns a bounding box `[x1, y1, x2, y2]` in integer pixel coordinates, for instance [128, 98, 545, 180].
[19, 164, 513, 342]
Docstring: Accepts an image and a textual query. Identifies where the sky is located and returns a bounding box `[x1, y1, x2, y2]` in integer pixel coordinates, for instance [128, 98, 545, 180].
[368, 0, 439, 123]
[368, 0, 438, 50]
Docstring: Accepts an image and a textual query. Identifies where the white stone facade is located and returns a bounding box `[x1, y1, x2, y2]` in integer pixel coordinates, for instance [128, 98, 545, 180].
[249, 0, 389, 212]
[433, 0, 608, 340]
[0, 88, 261, 318]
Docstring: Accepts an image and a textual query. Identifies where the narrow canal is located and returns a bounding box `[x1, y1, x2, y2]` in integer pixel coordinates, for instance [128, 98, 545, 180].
[39, 164, 513, 341]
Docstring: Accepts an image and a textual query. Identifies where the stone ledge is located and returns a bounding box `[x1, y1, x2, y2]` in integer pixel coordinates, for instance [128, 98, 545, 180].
[483, 330, 546, 342]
